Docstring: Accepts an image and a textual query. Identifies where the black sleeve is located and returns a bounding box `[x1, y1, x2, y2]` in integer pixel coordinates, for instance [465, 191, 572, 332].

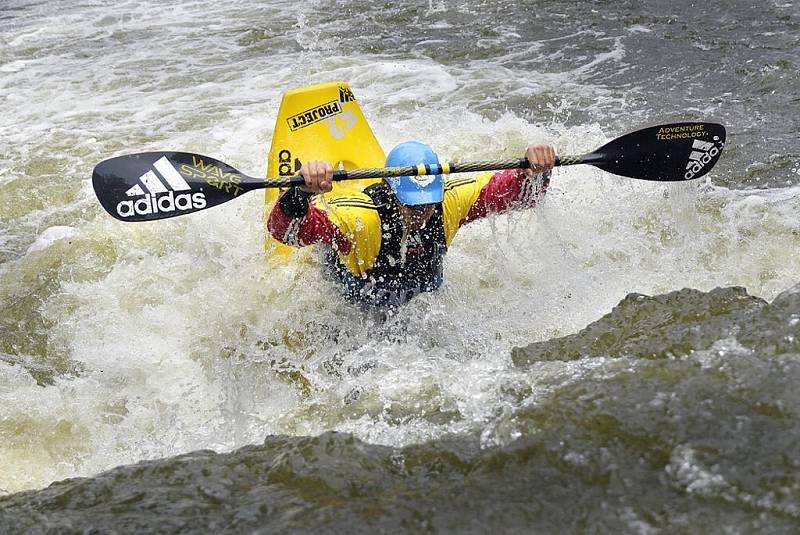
[278, 187, 315, 218]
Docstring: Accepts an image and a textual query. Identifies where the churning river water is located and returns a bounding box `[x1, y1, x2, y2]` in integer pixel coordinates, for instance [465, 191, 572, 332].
[1, 0, 799, 532]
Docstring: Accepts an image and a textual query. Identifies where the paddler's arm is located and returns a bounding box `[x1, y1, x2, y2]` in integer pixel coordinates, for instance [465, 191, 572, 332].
[267, 160, 352, 251]
[461, 144, 555, 222]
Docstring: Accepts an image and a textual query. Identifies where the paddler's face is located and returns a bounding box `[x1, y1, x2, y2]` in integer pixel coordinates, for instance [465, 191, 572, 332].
[397, 201, 436, 231]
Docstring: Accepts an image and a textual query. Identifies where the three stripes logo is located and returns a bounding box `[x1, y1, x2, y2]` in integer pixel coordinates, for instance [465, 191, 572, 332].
[116, 156, 206, 218]
[684, 138, 721, 180]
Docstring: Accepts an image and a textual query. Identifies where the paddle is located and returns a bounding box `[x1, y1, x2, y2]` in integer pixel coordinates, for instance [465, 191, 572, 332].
[93, 121, 726, 222]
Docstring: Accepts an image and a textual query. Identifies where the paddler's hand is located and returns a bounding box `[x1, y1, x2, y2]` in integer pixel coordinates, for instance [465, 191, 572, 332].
[298, 160, 334, 194]
[524, 145, 556, 176]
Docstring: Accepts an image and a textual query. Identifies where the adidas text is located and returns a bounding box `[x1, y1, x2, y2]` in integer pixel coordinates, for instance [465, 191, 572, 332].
[116, 191, 207, 218]
[684, 140, 720, 180]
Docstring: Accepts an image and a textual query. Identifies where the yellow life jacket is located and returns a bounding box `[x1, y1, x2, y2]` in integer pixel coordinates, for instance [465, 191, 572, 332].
[315, 171, 496, 277]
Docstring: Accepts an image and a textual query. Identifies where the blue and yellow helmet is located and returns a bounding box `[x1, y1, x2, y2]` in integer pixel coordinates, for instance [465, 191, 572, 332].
[384, 141, 444, 206]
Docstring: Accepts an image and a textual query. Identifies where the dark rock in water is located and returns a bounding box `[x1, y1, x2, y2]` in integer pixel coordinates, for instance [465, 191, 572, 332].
[0, 433, 487, 534]
[738, 284, 800, 357]
[2, 286, 799, 533]
[3, 387, 800, 534]
[510, 286, 800, 365]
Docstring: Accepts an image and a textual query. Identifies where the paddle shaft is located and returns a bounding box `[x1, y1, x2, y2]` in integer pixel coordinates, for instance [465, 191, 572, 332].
[263, 155, 586, 189]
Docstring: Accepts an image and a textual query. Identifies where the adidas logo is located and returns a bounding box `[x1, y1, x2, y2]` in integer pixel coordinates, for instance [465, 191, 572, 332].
[116, 156, 206, 218]
[684, 139, 721, 180]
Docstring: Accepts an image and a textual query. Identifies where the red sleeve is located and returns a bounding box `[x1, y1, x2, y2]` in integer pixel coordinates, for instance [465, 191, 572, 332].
[267, 193, 352, 254]
[464, 169, 550, 222]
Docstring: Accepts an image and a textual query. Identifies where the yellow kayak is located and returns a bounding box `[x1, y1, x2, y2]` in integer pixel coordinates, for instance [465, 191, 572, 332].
[265, 81, 386, 255]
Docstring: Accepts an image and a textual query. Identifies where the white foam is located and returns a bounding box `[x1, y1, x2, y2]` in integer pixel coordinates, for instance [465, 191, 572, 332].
[26, 226, 78, 254]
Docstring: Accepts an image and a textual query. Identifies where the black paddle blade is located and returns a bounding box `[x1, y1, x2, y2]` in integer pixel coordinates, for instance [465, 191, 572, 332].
[92, 152, 252, 222]
[588, 122, 726, 181]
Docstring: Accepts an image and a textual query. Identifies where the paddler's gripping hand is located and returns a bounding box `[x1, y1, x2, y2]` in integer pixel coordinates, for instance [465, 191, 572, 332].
[298, 160, 334, 194]
[277, 160, 333, 218]
[524, 145, 556, 176]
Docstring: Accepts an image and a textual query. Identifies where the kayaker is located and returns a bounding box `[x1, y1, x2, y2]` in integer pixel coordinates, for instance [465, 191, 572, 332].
[268, 141, 556, 310]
